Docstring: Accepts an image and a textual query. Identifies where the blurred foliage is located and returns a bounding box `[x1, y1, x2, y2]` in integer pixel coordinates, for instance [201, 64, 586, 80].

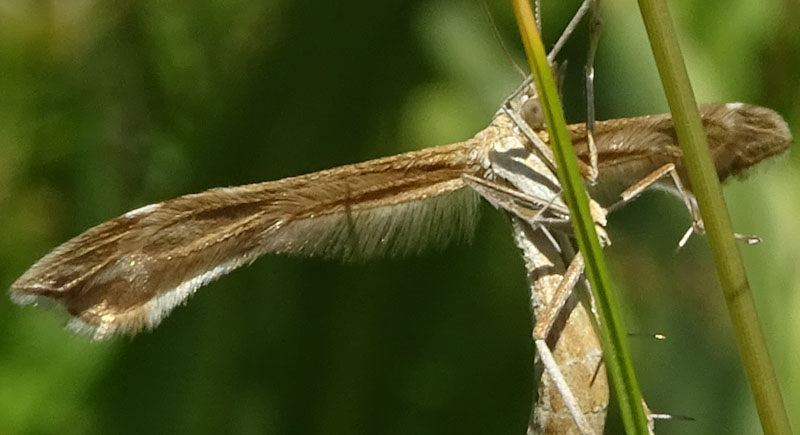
[1, 1, 797, 434]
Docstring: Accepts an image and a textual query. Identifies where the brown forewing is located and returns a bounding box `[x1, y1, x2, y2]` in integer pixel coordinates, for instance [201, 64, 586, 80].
[10, 139, 486, 339]
[568, 103, 792, 203]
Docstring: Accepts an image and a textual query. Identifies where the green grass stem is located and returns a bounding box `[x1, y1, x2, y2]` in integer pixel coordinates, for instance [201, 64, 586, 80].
[511, 1, 650, 433]
[636, 1, 792, 434]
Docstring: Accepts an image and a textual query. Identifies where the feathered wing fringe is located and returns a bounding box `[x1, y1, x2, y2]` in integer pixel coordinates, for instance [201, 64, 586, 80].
[10, 140, 484, 339]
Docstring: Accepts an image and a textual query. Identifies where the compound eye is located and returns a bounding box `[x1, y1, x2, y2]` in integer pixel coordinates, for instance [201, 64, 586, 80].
[521, 97, 545, 130]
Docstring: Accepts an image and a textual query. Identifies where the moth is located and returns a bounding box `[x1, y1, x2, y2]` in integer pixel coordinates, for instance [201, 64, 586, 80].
[9, 76, 792, 340]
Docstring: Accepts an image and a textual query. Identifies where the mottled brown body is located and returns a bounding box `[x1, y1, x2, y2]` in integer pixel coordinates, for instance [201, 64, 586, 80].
[512, 221, 608, 435]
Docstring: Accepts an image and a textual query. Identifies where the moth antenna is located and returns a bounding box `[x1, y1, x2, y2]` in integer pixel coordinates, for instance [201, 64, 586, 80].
[548, 0, 593, 63]
[481, 0, 526, 78]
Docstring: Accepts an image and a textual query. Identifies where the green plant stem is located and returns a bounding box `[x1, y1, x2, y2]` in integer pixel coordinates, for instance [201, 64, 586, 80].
[636, 1, 792, 434]
[510, 1, 649, 433]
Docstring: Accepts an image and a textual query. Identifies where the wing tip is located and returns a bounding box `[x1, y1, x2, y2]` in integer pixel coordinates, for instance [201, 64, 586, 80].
[9, 288, 38, 306]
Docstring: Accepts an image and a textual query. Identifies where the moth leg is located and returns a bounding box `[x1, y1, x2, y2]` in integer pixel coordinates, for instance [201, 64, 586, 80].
[613, 163, 703, 249]
[583, 1, 602, 184]
[613, 163, 695, 216]
[547, 0, 595, 62]
[675, 222, 762, 249]
[534, 338, 597, 435]
[462, 174, 571, 228]
[609, 163, 761, 247]
[463, 172, 612, 250]
[533, 252, 586, 341]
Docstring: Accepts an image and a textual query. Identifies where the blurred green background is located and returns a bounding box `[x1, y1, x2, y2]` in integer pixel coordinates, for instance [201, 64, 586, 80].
[1, 1, 798, 434]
